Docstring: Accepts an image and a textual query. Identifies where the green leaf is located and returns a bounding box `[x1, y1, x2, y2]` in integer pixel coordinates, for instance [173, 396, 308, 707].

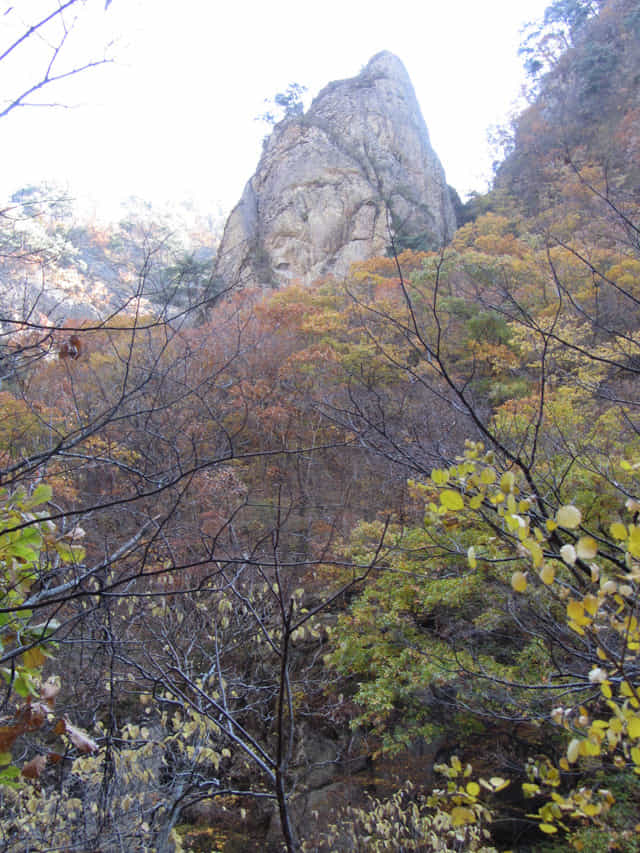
[19, 527, 42, 548]
[0, 765, 20, 781]
[12, 673, 37, 698]
[8, 542, 37, 562]
[27, 483, 52, 507]
[55, 541, 85, 562]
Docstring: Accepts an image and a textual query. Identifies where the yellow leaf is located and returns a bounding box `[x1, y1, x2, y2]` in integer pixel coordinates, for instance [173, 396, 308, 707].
[583, 595, 599, 615]
[560, 544, 576, 565]
[567, 600, 584, 622]
[506, 513, 522, 532]
[628, 717, 640, 739]
[23, 646, 47, 670]
[540, 564, 555, 585]
[629, 526, 640, 559]
[467, 547, 477, 569]
[576, 537, 598, 560]
[567, 739, 580, 764]
[566, 601, 592, 627]
[511, 571, 527, 592]
[501, 471, 516, 493]
[610, 522, 627, 540]
[583, 739, 600, 756]
[527, 539, 543, 568]
[451, 806, 475, 826]
[480, 468, 496, 485]
[440, 490, 464, 511]
[539, 823, 558, 834]
[609, 714, 623, 732]
[466, 781, 480, 797]
[556, 505, 582, 529]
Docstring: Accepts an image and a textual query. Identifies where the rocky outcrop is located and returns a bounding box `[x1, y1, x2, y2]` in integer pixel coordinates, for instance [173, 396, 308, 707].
[215, 52, 456, 289]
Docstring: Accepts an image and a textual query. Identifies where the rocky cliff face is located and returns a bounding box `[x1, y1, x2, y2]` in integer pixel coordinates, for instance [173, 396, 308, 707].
[215, 52, 456, 289]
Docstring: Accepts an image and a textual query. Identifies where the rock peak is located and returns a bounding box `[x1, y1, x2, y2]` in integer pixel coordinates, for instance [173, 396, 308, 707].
[215, 54, 456, 289]
[364, 50, 409, 75]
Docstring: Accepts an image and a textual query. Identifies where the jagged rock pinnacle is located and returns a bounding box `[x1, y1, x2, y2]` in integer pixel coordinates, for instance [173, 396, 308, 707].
[215, 53, 456, 289]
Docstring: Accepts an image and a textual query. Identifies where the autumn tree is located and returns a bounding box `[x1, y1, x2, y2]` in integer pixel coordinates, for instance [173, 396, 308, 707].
[5, 2, 640, 849]
[315, 59, 640, 839]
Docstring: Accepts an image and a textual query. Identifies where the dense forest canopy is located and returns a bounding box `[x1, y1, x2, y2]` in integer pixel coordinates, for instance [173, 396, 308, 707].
[1, 1, 640, 851]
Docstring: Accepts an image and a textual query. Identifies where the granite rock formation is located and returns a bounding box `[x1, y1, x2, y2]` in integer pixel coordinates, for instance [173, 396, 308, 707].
[215, 51, 456, 289]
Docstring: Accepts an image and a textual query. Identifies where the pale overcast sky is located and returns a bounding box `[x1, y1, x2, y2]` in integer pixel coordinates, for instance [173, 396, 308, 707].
[1, 0, 551, 220]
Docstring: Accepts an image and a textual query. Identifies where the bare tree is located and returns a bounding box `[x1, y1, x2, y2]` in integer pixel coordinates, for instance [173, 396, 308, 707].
[0, 0, 115, 120]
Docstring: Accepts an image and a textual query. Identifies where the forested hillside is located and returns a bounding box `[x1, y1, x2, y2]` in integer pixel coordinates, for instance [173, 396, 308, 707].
[2, 1, 640, 851]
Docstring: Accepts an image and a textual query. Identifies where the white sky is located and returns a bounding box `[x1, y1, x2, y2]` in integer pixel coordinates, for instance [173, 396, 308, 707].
[0, 0, 551, 221]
